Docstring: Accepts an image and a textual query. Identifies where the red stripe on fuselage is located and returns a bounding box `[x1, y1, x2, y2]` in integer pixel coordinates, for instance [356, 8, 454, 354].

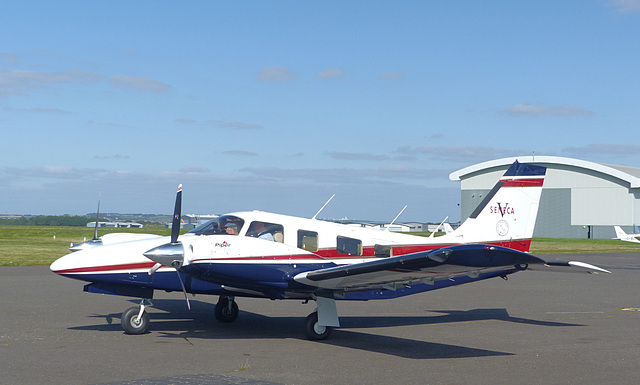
[500, 178, 544, 187]
[53, 240, 533, 274]
[191, 254, 325, 263]
[193, 239, 533, 264]
[52, 261, 157, 274]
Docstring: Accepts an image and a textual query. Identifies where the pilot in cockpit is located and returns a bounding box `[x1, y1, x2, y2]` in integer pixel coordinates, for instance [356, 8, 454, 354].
[224, 223, 239, 235]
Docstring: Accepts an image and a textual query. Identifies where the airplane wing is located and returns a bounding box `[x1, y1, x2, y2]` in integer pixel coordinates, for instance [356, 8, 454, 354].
[293, 244, 609, 292]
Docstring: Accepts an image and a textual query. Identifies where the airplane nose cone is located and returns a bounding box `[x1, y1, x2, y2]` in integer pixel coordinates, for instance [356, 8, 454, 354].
[143, 242, 184, 268]
[50, 253, 73, 274]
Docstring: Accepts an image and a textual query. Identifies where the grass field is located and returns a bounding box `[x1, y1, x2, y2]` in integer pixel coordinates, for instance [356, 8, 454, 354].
[0, 225, 173, 266]
[1, 225, 638, 267]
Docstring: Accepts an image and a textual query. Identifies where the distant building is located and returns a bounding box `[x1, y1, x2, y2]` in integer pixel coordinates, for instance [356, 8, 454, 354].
[87, 221, 144, 228]
[450, 156, 640, 239]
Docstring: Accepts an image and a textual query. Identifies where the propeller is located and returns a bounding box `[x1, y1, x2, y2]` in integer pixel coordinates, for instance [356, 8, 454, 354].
[143, 184, 190, 309]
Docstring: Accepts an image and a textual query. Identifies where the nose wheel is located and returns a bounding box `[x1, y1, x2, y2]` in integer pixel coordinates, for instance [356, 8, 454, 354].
[121, 300, 151, 335]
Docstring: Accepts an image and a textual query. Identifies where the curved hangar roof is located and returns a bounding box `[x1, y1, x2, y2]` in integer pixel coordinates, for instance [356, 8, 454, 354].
[449, 155, 640, 188]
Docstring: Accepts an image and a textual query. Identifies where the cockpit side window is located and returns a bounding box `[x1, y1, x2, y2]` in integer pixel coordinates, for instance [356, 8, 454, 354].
[188, 215, 245, 236]
[246, 221, 284, 243]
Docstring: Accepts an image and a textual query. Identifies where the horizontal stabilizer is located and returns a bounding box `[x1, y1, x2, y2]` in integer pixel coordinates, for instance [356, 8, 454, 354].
[527, 260, 611, 274]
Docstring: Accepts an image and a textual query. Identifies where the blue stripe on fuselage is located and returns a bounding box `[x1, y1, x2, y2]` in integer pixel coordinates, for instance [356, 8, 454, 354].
[182, 261, 337, 287]
[59, 270, 227, 295]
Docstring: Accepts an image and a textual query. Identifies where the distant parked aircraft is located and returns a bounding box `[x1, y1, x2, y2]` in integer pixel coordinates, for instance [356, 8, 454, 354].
[613, 226, 640, 243]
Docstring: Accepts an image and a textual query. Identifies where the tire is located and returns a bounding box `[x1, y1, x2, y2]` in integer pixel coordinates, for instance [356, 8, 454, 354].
[304, 312, 332, 340]
[121, 306, 150, 335]
[214, 297, 239, 323]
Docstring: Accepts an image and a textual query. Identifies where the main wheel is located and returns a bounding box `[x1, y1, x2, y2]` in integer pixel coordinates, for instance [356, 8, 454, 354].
[121, 306, 150, 335]
[304, 312, 332, 340]
[214, 297, 239, 323]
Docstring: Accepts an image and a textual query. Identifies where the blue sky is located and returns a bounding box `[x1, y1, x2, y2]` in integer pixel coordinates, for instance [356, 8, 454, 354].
[1, 1, 639, 221]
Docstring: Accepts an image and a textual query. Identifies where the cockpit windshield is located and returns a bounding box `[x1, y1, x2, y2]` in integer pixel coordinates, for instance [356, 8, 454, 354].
[188, 215, 245, 236]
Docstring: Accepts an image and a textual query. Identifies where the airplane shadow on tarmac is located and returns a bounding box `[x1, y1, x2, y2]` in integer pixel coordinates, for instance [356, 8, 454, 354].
[69, 299, 583, 360]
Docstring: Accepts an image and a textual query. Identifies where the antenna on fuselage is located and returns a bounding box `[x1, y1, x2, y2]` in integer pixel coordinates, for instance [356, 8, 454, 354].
[386, 205, 407, 232]
[312, 194, 335, 220]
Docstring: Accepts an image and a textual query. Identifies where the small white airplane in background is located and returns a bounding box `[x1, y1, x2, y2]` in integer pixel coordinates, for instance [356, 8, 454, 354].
[613, 226, 640, 243]
[51, 161, 609, 340]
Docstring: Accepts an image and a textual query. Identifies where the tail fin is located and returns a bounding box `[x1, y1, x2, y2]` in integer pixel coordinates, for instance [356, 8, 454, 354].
[447, 161, 546, 252]
[614, 225, 628, 240]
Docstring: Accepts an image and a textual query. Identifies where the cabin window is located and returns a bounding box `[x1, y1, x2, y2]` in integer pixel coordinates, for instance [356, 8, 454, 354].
[298, 230, 318, 252]
[188, 215, 245, 236]
[337, 236, 362, 256]
[246, 221, 284, 243]
[374, 244, 392, 258]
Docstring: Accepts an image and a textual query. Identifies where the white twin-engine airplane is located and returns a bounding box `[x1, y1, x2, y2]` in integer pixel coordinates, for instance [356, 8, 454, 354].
[51, 161, 609, 340]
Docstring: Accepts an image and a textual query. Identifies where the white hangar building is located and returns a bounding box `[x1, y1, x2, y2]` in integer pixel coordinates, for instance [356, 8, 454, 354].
[449, 156, 640, 239]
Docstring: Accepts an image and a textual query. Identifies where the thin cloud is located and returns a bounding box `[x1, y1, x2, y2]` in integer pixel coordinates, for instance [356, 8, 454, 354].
[87, 120, 129, 128]
[257, 66, 295, 82]
[94, 154, 131, 160]
[3, 106, 70, 114]
[327, 151, 389, 161]
[175, 118, 197, 125]
[563, 143, 640, 155]
[0, 69, 103, 96]
[222, 150, 259, 157]
[109, 75, 172, 93]
[216, 121, 263, 130]
[175, 119, 263, 130]
[395, 145, 522, 162]
[4, 165, 107, 180]
[239, 165, 447, 184]
[0, 165, 458, 220]
[379, 71, 405, 79]
[0, 52, 19, 65]
[180, 166, 210, 173]
[318, 68, 347, 80]
[607, 0, 640, 13]
[502, 103, 594, 117]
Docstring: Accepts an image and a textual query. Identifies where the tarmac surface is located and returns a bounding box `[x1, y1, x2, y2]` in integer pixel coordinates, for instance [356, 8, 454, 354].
[1, 253, 639, 385]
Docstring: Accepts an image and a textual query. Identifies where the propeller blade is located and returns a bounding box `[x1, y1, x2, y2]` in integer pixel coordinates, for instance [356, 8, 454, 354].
[173, 266, 191, 310]
[171, 184, 182, 244]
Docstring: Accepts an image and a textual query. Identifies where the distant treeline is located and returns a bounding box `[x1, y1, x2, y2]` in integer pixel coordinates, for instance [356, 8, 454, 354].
[0, 216, 94, 227]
